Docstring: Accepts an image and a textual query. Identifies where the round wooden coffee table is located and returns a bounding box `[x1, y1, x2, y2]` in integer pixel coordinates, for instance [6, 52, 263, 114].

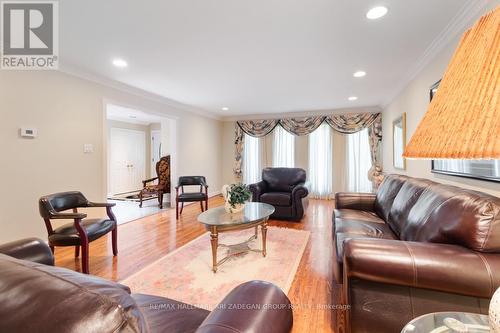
[197, 202, 275, 273]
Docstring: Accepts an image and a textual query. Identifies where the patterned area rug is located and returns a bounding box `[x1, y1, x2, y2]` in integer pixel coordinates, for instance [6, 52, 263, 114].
[122, 227, 310, 309]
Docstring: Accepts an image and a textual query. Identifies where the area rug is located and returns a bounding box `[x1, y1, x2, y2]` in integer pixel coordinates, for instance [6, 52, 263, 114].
[121, 227, 310, 309]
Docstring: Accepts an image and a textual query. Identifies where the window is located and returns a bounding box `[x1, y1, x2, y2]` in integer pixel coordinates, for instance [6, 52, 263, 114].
[273, 125, 294, 167]
[347, 128, 373, 192]
[242, 134, 262, 184]
[308, 123, 333, 199]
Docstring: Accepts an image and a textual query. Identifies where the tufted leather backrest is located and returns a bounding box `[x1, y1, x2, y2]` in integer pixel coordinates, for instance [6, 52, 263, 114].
[0, 254, 148, 333]
[262, 168, 306, 192]
[374, 174, 408, 221]
[401, 184, 500, 252]
[39, 191, 88, 219]
[387, 178, 434, 236]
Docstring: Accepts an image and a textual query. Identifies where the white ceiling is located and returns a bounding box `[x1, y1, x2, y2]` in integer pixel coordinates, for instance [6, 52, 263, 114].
[107, 104, 164, 125]
[59, 0, 485, 117]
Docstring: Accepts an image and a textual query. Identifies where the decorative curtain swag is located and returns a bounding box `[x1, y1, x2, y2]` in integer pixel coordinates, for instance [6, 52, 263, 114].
[234, 112, 383, 190]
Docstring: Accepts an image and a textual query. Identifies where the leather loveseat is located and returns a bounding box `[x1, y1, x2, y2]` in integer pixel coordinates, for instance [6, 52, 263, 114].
[333, 174, 500, 333]
[0, 238, 293, 333]
[249, 167, 309, 221]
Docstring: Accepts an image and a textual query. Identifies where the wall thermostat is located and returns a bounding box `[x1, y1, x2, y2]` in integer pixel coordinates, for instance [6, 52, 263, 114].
[20, 127, 37, 138]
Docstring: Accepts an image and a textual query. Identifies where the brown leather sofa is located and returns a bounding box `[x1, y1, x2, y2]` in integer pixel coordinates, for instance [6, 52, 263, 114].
[0, 238, 293, 333]
[333, 174, 500, 333]
[249, 167, 309, 221]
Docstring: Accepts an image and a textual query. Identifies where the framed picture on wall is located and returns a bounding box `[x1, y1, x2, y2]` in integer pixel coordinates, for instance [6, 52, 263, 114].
[430, 80, 500, 183]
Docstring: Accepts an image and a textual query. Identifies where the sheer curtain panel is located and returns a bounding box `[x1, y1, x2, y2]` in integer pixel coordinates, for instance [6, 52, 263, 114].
[273, 126, 295, 167]
[308, 123, 333, 199]
[347, 129, 373, 192]
[242, 134, 262, 184]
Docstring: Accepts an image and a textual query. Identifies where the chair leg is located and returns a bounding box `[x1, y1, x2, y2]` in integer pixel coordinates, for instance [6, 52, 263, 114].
[81, 241, 89, 274]
[180, 202, 184, 215]
[75, 246, 80, 258]
[159, 192, 163, 209]
[176, 200, 179, 219]
[206, 198, 209, 211]
[200, 201, 204, 212]
[139, 191, 143, 208]
[112, 227, 118, 256]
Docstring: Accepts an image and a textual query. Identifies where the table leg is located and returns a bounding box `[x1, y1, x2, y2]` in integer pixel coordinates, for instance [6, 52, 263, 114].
[210, 226, 218, 273]
[261, 220, 267, 257]
[254, 226, 258, 239]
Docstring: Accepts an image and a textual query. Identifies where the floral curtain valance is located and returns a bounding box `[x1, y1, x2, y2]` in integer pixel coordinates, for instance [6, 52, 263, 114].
[237, 112, 380, 137]
[234, 112, 383, 187]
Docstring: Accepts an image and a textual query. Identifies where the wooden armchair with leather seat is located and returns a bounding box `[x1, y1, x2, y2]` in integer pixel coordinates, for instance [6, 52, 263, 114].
[38, 191, 118, 274]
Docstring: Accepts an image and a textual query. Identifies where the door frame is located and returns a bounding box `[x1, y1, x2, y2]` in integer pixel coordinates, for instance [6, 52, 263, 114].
[102, 99, 178, 208]
[150, 129, 162, 177]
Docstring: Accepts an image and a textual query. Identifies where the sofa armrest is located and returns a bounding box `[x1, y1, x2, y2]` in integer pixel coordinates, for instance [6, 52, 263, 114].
[0, 238, 54, 266]
[292, 182, 309, 199]
[335, 192, 376, 211]
[249, 181, 267, 202]
[196, 281, 293, 333]
[343, 238, 500, 299]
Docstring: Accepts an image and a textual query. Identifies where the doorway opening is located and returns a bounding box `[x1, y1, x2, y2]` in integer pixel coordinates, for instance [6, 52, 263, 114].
[105, 103, 176, 224]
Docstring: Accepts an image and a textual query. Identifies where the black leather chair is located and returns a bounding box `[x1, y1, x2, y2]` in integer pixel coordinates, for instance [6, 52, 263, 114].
[38, 191, 117, 274]
[249, 168, 309, 222]
[176, 176, 208, 219]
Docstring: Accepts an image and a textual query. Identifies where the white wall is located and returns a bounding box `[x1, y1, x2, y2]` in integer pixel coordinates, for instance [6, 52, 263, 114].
[382, 4, 500, 197]
[0, 70, 223, 243]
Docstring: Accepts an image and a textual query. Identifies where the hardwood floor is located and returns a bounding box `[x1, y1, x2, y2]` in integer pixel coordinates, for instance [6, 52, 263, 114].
[55, 196, 337, 333]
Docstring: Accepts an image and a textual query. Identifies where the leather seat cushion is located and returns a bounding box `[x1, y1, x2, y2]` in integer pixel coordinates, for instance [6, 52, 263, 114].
[333, 209, 384, 224]
[133, 293, 209, 333]
[334, 219, 398, 263]
[178, 192, 207, 202]
[49, 218, 116, 246]
[260, 192, 292, 207]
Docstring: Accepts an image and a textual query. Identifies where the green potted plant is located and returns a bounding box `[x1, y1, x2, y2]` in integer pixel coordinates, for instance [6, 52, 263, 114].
[222, 183, 252, 213]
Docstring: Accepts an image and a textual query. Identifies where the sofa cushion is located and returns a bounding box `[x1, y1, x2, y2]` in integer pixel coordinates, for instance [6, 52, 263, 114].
[374, 174, 408, 221]
[333, 217, 397, 263]
[262, 167, 306, 192]
[133, 293, 209, 333]
[401, 184, 500, 252]
[260, 192, 292, 207]
[334, 231, 398, 263]
[0, 254, 146, 333]
[334, 209, 384, 224]
[387, 178, 434, 236]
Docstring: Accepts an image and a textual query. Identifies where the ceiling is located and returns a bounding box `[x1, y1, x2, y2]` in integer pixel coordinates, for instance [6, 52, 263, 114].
[59, 0, 484, 117]
[107, 104, 164, 125]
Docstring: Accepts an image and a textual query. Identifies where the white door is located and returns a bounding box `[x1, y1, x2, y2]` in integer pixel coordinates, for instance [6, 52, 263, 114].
[151, 130, 162, 176]
[109, 128, 146, 195]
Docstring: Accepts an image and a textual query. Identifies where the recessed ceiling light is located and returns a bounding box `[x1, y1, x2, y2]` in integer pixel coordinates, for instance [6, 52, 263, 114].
[129, 115, 137, 119]
[353, 71, 366, 78]
[348, 96, 358, 101]
[112, 58, 128, 68]
[222, 107, 229, 111]
[366, 6, 388, 20]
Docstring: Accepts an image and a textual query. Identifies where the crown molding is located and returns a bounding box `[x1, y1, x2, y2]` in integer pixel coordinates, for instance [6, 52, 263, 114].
[58, 62, 222, 121]
[221, 106, 382, 122]
[381, 0, 491, 108]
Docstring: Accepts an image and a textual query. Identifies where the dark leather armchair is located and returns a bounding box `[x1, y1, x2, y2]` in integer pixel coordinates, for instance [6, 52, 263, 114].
[249, 168, 309, 221]
[39, 191, 117, 274]
[176, 176, 208, 219]
[0, 238, 293, 333]
[139, 155, 170, 209]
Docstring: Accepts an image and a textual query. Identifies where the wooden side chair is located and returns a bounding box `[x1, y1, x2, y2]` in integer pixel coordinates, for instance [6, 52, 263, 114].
[139, 155, 171, 209]
[38, 191, 118, 274]
[175, 176, 208, 219]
